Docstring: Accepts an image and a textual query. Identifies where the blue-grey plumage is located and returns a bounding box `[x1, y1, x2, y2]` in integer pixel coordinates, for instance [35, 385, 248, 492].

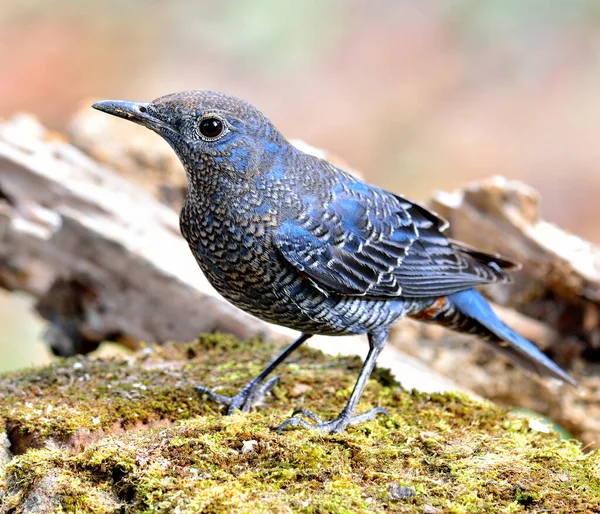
[93, 91, 575, 433]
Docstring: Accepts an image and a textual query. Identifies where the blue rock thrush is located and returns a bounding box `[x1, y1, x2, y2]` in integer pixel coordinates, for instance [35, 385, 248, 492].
[93, 91, 575, 433]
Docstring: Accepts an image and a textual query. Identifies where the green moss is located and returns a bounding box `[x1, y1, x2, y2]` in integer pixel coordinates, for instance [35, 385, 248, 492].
[1, 333, 599, 513]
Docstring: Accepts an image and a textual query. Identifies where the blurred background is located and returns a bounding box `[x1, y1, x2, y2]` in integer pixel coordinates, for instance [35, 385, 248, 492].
[2, 0, 600, 372]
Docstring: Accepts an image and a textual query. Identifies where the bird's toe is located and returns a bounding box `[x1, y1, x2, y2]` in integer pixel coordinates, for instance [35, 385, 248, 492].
[347, 406, 389, 425]
[194, 385, 233, 407]
[278, 406, 388, 434]
[195, 376, 281, 414]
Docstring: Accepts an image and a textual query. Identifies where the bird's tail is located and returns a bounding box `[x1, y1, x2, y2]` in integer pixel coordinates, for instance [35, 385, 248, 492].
[411, 289, 576, 386]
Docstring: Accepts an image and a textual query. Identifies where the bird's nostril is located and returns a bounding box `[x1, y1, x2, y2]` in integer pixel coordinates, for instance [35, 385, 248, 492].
[139, 106, 147, 113]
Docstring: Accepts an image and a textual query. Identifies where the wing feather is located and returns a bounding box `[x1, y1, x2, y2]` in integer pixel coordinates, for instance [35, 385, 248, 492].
[274, 177, 515, 298]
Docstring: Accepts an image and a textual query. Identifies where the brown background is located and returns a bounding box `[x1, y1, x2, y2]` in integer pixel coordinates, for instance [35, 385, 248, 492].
[2, 0, 600, 370]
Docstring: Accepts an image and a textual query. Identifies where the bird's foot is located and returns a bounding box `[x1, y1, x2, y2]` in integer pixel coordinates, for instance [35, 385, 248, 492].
[278, 407, 388, 434]
[195, 376, 280, 414]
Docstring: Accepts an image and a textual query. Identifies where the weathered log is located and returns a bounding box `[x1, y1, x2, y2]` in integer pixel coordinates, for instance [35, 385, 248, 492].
[0, 114, 272, 356]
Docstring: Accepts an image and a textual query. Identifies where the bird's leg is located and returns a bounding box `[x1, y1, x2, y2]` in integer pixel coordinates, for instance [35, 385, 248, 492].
[278, 328, 389, 434]
[195, 333, 312, 414]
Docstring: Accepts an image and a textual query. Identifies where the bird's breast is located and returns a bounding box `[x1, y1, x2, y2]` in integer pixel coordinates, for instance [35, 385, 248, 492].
[180, 193, 283, 291]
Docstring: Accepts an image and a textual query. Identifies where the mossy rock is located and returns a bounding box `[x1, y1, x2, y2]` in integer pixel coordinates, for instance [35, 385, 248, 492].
[0, 334, 598, 513]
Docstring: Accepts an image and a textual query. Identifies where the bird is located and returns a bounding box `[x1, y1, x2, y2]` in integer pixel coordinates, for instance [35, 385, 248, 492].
[93, 90, 576, 434]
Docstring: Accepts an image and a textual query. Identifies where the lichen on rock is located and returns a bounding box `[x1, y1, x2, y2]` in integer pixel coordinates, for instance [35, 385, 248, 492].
[1, 334, 599, 513]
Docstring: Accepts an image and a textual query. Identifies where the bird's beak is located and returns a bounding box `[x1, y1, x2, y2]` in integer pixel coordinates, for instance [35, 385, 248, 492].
[92, 100, 174, 133]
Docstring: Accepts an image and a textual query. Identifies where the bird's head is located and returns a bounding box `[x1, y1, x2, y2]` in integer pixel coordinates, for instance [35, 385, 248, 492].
[92, 90, 288, 186]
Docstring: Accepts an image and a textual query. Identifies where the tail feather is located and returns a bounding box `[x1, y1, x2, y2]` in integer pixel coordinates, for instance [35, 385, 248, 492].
[413, 290, 576, 387]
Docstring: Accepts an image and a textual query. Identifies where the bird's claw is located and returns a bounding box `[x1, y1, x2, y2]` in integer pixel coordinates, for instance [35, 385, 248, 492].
[195, 375, 280, 414]
[278, 406, 388, 434]
[193, 386, 232, 406]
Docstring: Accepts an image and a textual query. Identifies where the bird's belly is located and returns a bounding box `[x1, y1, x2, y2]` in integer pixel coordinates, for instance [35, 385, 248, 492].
[196, 249, 407, 335]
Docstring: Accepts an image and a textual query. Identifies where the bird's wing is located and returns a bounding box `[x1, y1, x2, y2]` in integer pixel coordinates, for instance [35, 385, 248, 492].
[274, 179, 515, 298]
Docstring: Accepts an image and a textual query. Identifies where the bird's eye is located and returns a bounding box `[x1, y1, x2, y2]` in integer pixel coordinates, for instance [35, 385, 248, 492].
[198, 116, 226, 141]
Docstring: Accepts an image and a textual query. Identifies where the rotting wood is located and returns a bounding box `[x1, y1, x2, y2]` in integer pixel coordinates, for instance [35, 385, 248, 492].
[0, 114, 273, 356]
